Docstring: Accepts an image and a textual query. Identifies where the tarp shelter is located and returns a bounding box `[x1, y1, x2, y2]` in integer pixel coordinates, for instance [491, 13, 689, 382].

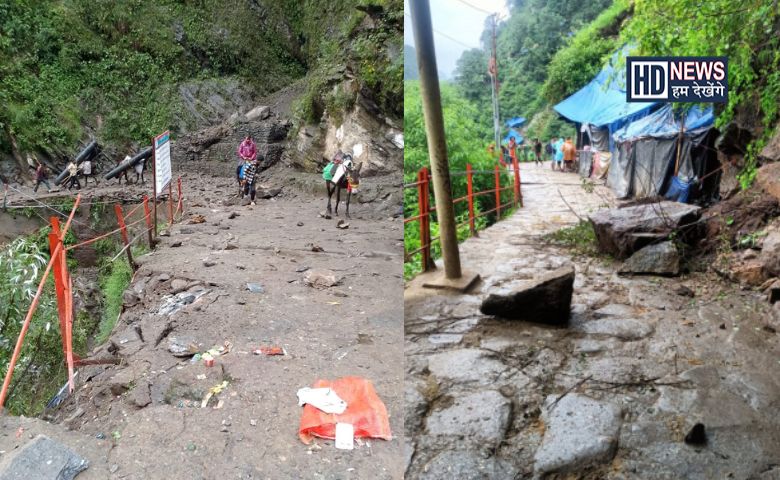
[503, 128, 523, 145]
[554, 49, 657, 153]
[506, 117, 526, 128]
[607, 104, 719, 203]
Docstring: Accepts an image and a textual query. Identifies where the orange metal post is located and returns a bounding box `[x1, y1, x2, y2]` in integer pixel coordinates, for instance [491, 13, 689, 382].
[513, 155, 521, 207]
[494, 164, 501, 219]
[143, 196, 154, 249]
[168, 183, 174, 226]
[466, 164, 476, 237]
[417, 168, 430, 272]
[48, 218, 68, 361]
[114, 204, 136, 270]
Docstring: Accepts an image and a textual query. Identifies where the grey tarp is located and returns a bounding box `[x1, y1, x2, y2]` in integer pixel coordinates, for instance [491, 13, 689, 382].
[579, 150, 593, 178]
[588, 125, 610, 151]
[632, 138, 677, 198]
[607, 142, 634, 199]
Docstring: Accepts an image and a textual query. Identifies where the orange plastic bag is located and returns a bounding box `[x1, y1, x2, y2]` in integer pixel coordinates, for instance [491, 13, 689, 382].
[298, 376, 392, 444]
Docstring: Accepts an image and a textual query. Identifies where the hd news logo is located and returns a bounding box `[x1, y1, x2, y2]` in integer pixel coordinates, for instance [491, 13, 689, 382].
[626, 57, 728, 103]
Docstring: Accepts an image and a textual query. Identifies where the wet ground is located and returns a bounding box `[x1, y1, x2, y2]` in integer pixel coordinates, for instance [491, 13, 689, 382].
[1, 166, 404, 479]
[404, 163, 780, 479]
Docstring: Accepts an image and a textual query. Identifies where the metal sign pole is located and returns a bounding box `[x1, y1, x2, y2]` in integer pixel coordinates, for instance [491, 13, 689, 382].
[152, 138, 157, 237]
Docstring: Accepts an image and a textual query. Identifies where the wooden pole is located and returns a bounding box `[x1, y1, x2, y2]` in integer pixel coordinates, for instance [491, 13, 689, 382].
[674, 118, 684, 176]
[411, 0, 462, 279]
[114, 204, 136, 270]
[143, 195, 154, 249]
[168, 182, 174, 226]
[495, 165, 501, 219]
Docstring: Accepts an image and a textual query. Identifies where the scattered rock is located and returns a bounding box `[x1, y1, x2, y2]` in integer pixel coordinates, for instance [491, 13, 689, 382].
[224, 242, 238, 250]
[171, 240, 182, 248]
[742, 248, 759, 261]
[675, 285, 695, 297]
[336, 219, 349, 229]
[295, 266, 310, 273]
[684, 423, 707, 445]
[766, 280, 780, 304]
[427, 349, 505, 383]
[168, 336, 200, 357]
[421, 450, 518, 479]
[0, 435, 89, 480]
[131, 381, 152, 408]
[171, 279, 189, 294]
[319, 212, 332, 220]
[618, 241, 680, 276]
[729, 258, 766, 286]
[122, 288, 141, 307]
[159, 229, 170, 237]
[534, 394, 622, 474]
[426, 390, 510, 445]
[303, 269, 341, 288]
[593, 304, 635, 317]
[297, 222, 304, 227]
[480, 265, 575, 325]
[203, 259, 217, 267]
[759, 226, 780, 277]
[589, 202, 701, 258]
[309, 243, 324, 252]
[188, 214, 207, 224]
[228, 212, 239, 219]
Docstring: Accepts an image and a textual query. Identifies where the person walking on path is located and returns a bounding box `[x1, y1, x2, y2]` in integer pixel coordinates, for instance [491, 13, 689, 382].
[117, 155, 130, 185]
[533, 139, 543, 166]
[33, 162, 52, 193]
[134, 157, 145, 184]
[66, 161, 81, 190]
[554, 137, 564, 171]
[242, 156, 261, 206]
[237, 136, 257, 196]
[563, 137, 576, 172]
[80, 159, 98, 186]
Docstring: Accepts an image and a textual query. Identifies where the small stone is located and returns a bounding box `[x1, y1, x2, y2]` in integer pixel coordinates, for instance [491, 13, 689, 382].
[171, 240, 182, 248]
[246, 283, 265, 293]
[675, 285, 695, 297]
[159, 229, 170, 237]
[303, 269, 341, 288]
[297, 222, 304, 227]
[684, 423, 706, 445]
[0, 436, 89, 480]
[336, 219, 349, 229]
[110, 464, 119, 473]
[203, 260, 217, 267]
[619, 241, 680, 276]
[719, 323, 727, 329]
[228, 212, 239, 219]
[171, 279, 188, 294]
[250, 419, 257, 426]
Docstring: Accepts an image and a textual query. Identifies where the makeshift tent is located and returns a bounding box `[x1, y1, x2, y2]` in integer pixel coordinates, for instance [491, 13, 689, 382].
[554, 48, 657, 153]
[503, 128, 523, 145]
[506, 117, 526, 128]
[607, 105, 719, 203]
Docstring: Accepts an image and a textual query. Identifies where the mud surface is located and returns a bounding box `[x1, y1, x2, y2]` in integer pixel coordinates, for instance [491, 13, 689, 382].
[2, 163, 404, 479]
[404, 164, 780, 479]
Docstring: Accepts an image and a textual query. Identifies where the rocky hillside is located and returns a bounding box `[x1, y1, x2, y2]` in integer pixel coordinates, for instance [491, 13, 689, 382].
[0, 0, 402, 183]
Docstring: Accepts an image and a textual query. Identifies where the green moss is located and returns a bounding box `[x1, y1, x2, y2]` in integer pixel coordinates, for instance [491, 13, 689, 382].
[96, 255, 132, 345]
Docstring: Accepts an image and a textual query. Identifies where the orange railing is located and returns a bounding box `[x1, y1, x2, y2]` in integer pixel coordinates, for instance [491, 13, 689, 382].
[404, 159, 522, 273]
[0, 177, 186, 409]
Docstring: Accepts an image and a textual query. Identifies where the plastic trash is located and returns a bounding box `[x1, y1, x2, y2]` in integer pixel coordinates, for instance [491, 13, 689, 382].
[246, 283, 265, 293]
[297, 387, 347, 414]
[665, 176, 692, 203]
[335, 422, 354, 450]
[253, 346, 286, 355]
[298, 376, 392, 444]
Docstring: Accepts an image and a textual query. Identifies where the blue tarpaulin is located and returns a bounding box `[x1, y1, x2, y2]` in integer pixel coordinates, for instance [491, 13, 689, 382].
[553, 51, 657, 128]
[503, 128, 523, 144]
[506, 117, 526, 128]
[612, 105, 714, 142]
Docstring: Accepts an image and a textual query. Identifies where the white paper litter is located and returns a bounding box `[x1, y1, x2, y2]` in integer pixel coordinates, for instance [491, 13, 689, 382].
[296, 387, 347, 414]
[335, 422, 354, 450]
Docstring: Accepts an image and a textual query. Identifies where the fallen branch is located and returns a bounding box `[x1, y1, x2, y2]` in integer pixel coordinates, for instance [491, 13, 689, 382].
[558, 188, 584, 221]
[547, 374, 592, 412]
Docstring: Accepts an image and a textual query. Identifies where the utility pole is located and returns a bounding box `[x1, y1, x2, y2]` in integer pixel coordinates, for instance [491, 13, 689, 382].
[489, 14, 501, 153]
[410, 0, 467, 283]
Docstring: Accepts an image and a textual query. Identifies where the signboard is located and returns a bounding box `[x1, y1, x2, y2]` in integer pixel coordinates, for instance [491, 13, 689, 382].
[153, 131, 172, 197]
[626, 56, 728, 103]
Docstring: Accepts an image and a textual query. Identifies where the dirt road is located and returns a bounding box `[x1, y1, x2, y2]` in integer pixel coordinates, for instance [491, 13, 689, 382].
[1, 166, 404, 479]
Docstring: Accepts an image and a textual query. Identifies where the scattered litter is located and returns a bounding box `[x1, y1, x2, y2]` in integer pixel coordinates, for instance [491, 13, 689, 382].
[201, 381, 229, 408]
[296, 266, 311, 273]
[250, 419, 257, 426]
[95, 433, 105, 440]
[186, 442, 196, 452]
[319, 212, 332, 220]
[297, 222, 304, 227]
[336, 220, 349, 229]
[327, 301, 341, 305]
[15, 427, 23, 439]
[298, 377, 392, 445]
[214, 399, 224, 409]
[196, 374, 207, 380]
[246, 283, 265, 293]
[157, 290, 210, 316]
[309, 244, 324, 252]
[297, 387, 348, 414]
[189, 214, 206, 224]
[228, 212, 239, 219]
[111, 431, 121, 441]
[335, 423, 354, 450]
[253, 346, 286, 356]
[203, 353, 214, 367]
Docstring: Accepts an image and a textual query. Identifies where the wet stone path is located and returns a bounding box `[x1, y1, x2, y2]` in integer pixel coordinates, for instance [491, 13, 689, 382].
[404, 163, 780, 479]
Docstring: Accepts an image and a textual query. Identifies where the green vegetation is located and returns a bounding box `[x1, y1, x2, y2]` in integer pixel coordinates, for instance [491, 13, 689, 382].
[0, 0, 401, 158]
[545, 220, 600, 256]
[96, 253, 133, 345]
[404, 80, 515, 279]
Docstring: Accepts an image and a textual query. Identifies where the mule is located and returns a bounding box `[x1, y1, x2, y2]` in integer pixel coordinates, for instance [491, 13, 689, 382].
[325, 156, 361, 218]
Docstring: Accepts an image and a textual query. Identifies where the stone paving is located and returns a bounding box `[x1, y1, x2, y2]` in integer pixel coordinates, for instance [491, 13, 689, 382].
[404, 163, 780, 479]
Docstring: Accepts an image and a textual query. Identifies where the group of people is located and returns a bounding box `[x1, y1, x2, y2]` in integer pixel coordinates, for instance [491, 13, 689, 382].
[30, 151, 147, 194]
[546, 137, 577, 172]
[235, 136, 262, 205]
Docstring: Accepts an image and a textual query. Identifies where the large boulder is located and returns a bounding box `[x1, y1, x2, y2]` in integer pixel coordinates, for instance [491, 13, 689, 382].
[759, 123, 780, 163]
[0, 435, 89, 480]
[589, 202, 701, 259]
[756, 162, 780, 203]
[480, 265, 574, 325]
[618, 241, 681, 276]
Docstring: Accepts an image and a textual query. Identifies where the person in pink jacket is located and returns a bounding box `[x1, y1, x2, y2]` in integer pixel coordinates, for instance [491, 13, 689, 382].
[236, 136, 257, 195]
